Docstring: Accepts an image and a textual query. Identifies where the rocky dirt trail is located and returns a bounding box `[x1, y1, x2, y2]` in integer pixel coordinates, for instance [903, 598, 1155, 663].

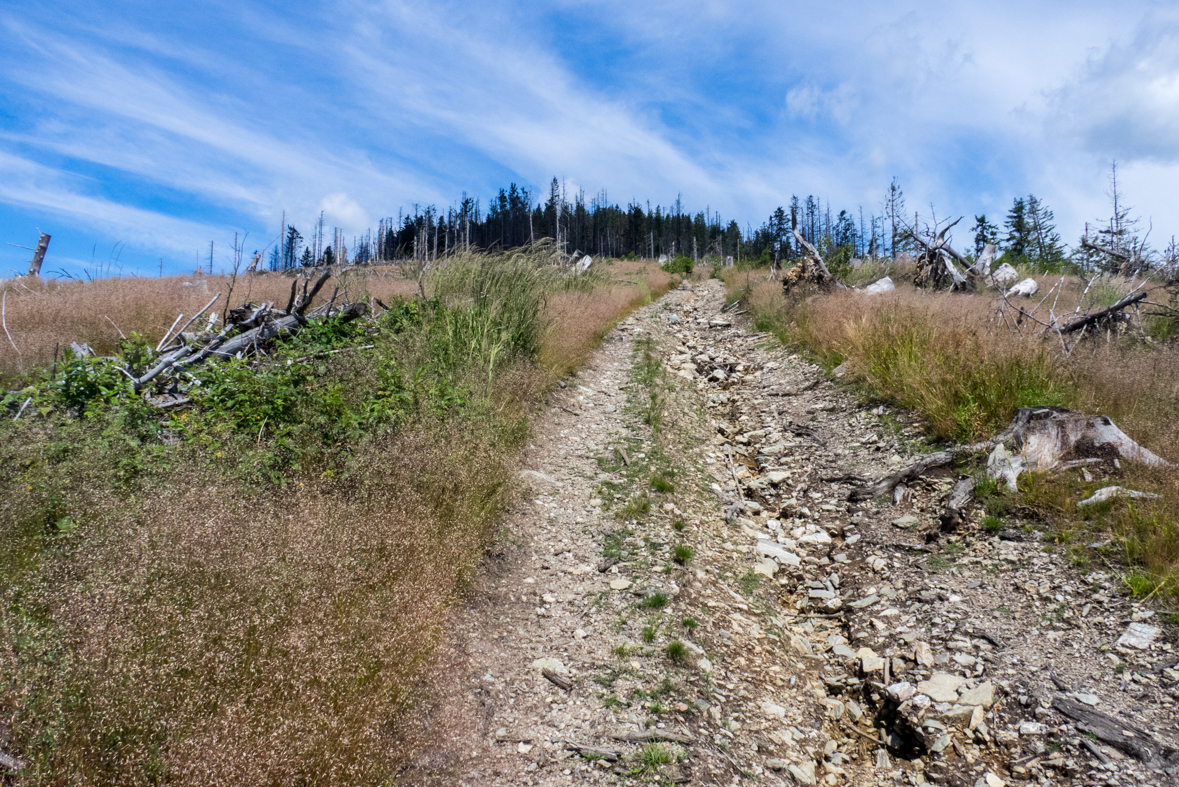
[400, 279, 1178, 787]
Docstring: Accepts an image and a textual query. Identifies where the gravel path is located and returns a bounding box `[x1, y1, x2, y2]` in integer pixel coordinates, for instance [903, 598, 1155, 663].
[399, 279, 1178, 787]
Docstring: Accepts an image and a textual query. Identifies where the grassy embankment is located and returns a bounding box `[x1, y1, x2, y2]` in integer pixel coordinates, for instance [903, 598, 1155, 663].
[726, 266, 1179, 602]
[0, 251, 672, 785]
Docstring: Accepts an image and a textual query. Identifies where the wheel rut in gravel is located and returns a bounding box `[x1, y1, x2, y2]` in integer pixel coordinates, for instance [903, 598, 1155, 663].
[400, 279, 1178, 787]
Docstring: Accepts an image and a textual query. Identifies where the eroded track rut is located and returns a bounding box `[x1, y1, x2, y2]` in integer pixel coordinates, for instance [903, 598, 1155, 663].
[401, 280, 1178, 787]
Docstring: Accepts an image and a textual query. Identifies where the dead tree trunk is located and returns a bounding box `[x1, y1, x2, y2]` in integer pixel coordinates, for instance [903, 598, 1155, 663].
[27, 233, 50, 277]
[783, 229, 846, 292]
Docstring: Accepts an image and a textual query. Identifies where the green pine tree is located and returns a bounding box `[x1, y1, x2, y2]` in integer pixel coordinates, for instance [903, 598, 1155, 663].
[970, 215, 999, 256]
[1003, 198, 1031, 259]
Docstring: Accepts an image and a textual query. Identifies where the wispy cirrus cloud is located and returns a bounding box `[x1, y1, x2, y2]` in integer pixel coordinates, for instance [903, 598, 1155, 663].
[0, 0, 1176, 277]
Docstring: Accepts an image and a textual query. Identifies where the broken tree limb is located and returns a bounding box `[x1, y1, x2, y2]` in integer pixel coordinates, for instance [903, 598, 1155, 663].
[1052, 695, 1174, 764]
[938, 476, 976, 533]
[295, 272, 331, 316]
[133, 345, 193, 389]
[563, 741, 620, 762]
[203, 313, 301, 360]
[609, 728, 693, 744]
[542, 668, 573, 692]
[1059, 291, 1147, 334]
[848, 446, 986, 502]
[164, 293, 221, 350]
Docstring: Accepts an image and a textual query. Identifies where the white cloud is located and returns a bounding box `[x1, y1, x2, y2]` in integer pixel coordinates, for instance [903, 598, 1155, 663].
[1047, 8, 1179, 165]
[319, 193, 370, 232]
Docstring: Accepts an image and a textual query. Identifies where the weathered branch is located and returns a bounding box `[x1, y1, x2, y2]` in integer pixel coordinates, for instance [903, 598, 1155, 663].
[1059, 291, 1147, 334]
[295, 272, 331, 316]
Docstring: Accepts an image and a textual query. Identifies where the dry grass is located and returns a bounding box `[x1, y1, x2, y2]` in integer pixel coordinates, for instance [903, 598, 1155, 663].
[0, 257, 673, 785]
[540, 262, 673, 376]
[731, 266, 1179, 597]
[1, 270, 420, 384]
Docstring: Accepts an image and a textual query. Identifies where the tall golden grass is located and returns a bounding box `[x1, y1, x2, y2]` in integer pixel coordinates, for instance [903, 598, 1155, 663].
[0, 270, 420, 384]
[0, 256, 673, 784]
[731, 268, 1179, 594]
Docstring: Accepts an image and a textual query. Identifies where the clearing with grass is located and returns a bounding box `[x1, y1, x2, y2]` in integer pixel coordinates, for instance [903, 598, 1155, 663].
[3, 218, 1179, 787]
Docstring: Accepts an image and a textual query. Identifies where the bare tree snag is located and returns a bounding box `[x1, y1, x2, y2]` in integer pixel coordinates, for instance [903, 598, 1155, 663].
[783, 229, 846, 292]
[295, 272, 332, 316]
[911, 218, 973, 291]
[27, 233, 50, 277]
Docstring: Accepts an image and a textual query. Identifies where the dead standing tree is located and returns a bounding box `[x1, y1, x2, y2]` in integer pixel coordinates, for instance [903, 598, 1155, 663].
[909, 217, 973, 291]
[782, 229, 847, 293]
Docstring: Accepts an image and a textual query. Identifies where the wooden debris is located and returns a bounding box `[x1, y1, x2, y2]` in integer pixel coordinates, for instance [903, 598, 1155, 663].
[1060, 291, 1147, 334]
[563, 740, 620, 762]
[938, 476, 976, 533]
[1051, 695, 1175, 764]
[609, 728, 693, 744]
[541, 668, 573, 692]
[0, 749, 27, 772]
[782, 229, 846, 293]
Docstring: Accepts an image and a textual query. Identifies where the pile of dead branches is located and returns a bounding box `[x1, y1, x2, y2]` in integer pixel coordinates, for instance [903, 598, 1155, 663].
[26, 271, 369, 415]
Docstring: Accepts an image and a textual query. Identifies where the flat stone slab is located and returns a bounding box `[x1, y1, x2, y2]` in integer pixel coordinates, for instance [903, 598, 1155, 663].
[1116, 622, 1159, 649]
[918, 673, 966, 703]
[958, 681, 994, 708]
[757, 539, 801, 566]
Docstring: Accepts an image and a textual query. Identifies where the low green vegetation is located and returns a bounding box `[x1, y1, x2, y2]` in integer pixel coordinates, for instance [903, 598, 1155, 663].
[0, 250, 673, 785]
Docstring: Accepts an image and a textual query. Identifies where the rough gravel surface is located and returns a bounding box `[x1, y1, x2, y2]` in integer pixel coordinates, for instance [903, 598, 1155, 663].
[399, 280, 1178, 787]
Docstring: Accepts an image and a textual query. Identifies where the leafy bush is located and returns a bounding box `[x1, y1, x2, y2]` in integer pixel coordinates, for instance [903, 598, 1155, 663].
[661, 255, 694, 275]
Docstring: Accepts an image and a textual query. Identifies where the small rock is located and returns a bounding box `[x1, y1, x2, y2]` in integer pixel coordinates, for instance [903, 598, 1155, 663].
[761, 701, 787, 719]
[858, 647, 885, 672]
[892, 515, 919, 529]
[953, 652, 977, 668]
[767, 471, 789, 485]
[824, 699, 845, 720]
[1074, 693, 1099, 706]
[983, 772, 1006, 787]
[888, 681, 916, 702]
[757, 539, 801, 566]
[832, 644, 857, 659]
[788, 761, 817, 785]
[753, 558, 778, 578]
[518, 742, 533, 754]
[930, 734, 952, 753]
[531, 657, 567, 675]
[799, 530, 832, 546]
[609, 579, 631, 590]
[574, 629, 587, 640]
[766, 758, 786, 771]
[1019, 721, 1048, 735]
[914, 641, 935, 668]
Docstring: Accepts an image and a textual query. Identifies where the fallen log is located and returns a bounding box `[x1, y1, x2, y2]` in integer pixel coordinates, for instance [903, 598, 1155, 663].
[563, 740, 620, 762]
[1051, 695, 1174, 764]
[609, 728, 693, 744]
[1059, 291, 1147, 334]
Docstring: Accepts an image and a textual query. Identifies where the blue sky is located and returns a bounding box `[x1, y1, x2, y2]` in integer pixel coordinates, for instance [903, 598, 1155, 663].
[1, 0, 1177, 277]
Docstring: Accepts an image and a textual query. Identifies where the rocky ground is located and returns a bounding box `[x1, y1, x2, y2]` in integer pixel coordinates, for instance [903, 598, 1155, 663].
[399, 279, 1179, 787]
